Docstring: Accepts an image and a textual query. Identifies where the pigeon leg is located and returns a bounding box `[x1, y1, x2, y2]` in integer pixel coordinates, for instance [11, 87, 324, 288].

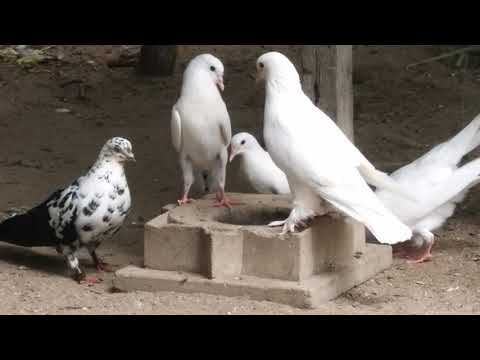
[178, 156, 195, 205]
[406, 243, 434, 264]
[88, 246, 114, 273]
[279, 207, 304, 235]
[212, 150, 227, 196]
[406, 231, 435, 264]
[212, 149, 238, 208]
[270, 192, 307, 229]
[214, 189, 238, 209]
[61, 246, 102, 284]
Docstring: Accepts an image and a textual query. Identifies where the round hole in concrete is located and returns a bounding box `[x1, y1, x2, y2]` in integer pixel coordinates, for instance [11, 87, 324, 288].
[216, 207, 291, 226]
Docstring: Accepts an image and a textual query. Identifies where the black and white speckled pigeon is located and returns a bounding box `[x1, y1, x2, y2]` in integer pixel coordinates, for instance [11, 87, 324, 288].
[0, 137, 135, 284]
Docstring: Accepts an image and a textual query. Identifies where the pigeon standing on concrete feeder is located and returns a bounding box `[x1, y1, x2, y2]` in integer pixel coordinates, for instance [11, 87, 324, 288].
[171, 54, 235, 208]
[256, 51, 412, 245]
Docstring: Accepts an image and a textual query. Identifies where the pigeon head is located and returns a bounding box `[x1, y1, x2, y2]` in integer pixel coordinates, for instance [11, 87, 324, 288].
[229, 132, 261, 163]
[184, 53, 225, 93]
[256, 52, 301, 89]
[100, 137, 136, 163]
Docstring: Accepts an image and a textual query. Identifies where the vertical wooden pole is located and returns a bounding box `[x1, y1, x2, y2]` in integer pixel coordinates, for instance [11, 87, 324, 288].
[301, 45, 354, 142]
[139, 45, 177, 76]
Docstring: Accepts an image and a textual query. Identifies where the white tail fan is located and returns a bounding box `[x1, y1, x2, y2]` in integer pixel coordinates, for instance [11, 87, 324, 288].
[360, 166, 417, 203]
[414, 158, 480, 218]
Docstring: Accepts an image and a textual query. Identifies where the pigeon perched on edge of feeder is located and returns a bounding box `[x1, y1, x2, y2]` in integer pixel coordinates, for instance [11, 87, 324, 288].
[255, 51, 412, 244]
[0, 137, 135, 284]
[229, 132, 291, 195]
[376, 113, 480, 263]
[171, 54, 235, 208]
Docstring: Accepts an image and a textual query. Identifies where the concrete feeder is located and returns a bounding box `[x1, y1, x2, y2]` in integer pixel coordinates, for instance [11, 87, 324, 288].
[114, 193, 392, 309]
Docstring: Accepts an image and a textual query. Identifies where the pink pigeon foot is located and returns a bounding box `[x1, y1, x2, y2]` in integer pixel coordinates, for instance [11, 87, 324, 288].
[77, 274, 102, 285]
[177, 194, 195, 206]
[213, 191, 238, 209]
[406, 242, 434, 264]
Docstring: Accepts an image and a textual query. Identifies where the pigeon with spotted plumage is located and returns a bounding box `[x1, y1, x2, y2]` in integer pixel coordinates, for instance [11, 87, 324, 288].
[171, 54, 234, 208]
[0, 137, 135, 284]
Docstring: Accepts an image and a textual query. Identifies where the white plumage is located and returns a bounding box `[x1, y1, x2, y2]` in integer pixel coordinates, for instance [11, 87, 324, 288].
[171, 53, 233, 207]
[229, 132, 291, 195]
[376, 114, 480, 262]
[256, 51, 412, 244]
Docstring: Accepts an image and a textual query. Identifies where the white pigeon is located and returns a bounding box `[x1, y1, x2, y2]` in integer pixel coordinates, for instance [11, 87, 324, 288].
[229, 132, 316, 228]
[0, 137, 135, 284]
[229, 132, 291, 195]
[256, 51, 412, 244]
[376, 114, 480, 263]
[171, 53, 234, 208]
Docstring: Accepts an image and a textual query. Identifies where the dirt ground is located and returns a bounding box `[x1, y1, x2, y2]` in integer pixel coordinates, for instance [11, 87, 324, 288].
[1, 45, 480, 315]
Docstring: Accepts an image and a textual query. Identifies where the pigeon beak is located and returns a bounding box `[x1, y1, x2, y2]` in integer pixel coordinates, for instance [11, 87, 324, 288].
[229, 146, 237, 163]
[217, 77, 225, 92]
[126, 153, 136, 162]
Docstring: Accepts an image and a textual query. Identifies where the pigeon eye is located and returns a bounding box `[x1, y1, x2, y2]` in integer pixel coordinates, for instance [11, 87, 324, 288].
[114, 145, 121, 153]
[210, 66, 216, 72]
[241, 140, 246, 145]
[259, 62, 264, 69]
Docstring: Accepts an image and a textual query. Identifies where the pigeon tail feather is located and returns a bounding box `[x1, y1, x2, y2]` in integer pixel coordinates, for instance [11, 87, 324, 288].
[0, 204, 57, 247]
[417, 157, 480, 217]
[360, 165, 417, 203]
[322, 193, 412, 245]
[464, 114, 480, 156]
[429, 114, 480, 167]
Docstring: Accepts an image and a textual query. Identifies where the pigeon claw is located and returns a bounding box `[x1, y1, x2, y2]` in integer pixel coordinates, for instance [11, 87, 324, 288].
[213, 198, 235, 209]
[213, 191, 238, 209]
[280, 220, 297, 235]
[78, 275, 103, 285]
[407, 254, 433, 264]
[406, 244, 434, 264]
[394, 241, 434, 264]
[96, 261, 115, 273]
[268, 220, 287, 228]
[177, 197, 195, 206]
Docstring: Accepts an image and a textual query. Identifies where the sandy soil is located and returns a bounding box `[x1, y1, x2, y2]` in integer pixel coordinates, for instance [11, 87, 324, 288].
[1, 44, 480, 315]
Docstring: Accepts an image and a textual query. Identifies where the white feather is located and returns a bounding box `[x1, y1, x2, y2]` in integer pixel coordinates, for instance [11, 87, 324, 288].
[258, 51, 412, 244]
[172, 54, 231, 198]
[230, 133, 291, 195]
[376, 114, 480, 246]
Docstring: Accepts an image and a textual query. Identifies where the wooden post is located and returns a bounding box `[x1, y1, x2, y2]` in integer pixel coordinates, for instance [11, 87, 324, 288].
[301, 45, 354, 142]
[139, 45, 177, 76]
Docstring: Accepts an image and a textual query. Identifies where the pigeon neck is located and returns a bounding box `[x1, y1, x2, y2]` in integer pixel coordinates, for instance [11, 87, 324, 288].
[89, 157, 125, 178]
[182, 70, 221, 101]
[265, 76, 302, 96]
[243, 147, 268, 163]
